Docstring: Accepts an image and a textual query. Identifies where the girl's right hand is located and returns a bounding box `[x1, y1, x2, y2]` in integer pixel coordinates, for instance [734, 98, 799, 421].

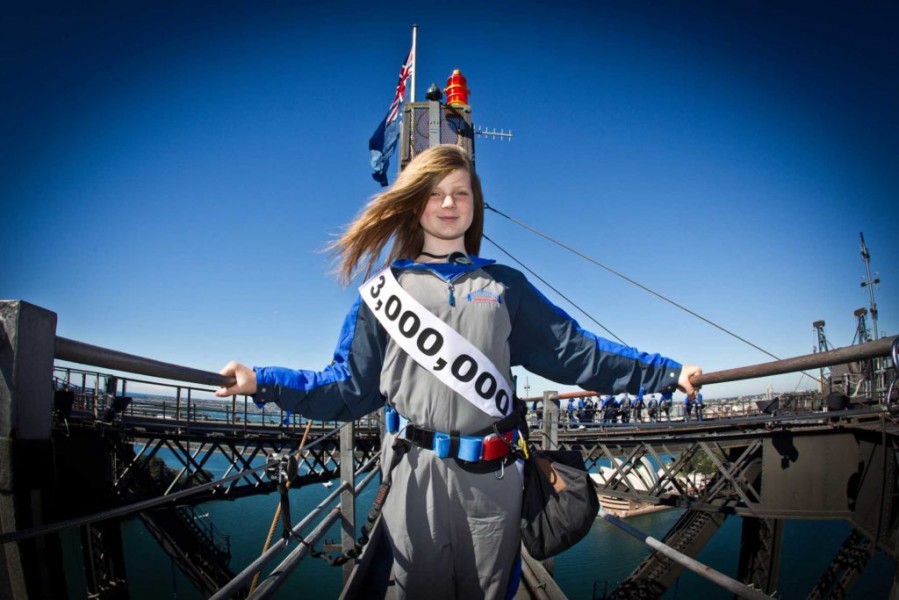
[215, 361, 257, 397]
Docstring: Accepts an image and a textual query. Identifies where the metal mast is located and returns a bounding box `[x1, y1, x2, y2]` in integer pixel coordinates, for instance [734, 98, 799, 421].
[812, 320, 830, 394]
[858, 232, 880, 340]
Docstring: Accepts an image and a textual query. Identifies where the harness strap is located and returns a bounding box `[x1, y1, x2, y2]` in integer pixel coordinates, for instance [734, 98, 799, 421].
[303, 440, 411, 567]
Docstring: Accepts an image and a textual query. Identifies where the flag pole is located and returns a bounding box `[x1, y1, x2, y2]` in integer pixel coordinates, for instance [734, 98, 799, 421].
[410, 24, 418, 102]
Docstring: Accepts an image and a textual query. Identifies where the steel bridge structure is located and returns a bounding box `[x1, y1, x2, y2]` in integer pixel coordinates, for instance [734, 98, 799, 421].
[537, 403, 899, 598]
[1, 300, 897, 599]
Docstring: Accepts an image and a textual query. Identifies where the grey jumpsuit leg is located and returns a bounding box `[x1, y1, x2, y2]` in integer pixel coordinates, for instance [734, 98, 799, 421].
[382, 445, 523, 598]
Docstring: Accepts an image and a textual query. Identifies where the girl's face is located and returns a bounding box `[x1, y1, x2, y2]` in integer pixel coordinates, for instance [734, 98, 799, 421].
[419, 168, 474, 250]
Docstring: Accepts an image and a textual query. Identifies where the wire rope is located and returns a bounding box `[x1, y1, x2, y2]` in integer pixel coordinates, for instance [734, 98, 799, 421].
[485, 203, 825, 386]
[483, 234, 627, 345]
[249, 418, 316, 594]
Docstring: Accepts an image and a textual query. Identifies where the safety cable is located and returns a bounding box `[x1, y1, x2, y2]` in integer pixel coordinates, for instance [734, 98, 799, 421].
[212, 453, 383, 600]
[249, 419, 316, 594]
[483, 234, 627, 345]
[0, 421, 342, 546]
[485, 203, 781, 360]
[485, 203, 825, 386]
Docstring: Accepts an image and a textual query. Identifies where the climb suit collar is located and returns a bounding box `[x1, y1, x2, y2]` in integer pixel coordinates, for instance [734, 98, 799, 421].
[392, 255, 495, 280]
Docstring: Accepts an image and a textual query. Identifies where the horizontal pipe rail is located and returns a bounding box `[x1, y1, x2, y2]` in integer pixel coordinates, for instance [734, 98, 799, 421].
[56, 336, 235, 388]
[692, 335, 896, 386]
[521, 337, 896, 403]
[57, 334, 895, 395]
[601, 513, 772, 600]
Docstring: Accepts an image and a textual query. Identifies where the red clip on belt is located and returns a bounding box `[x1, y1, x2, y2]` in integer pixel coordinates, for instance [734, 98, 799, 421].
[481, 431, 515, 461]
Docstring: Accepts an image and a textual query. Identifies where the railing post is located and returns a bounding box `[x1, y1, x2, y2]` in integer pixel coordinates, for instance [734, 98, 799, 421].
[339, 421, 356, 583]
[0, 300, 66, 598]
[92, 372, 99, 419]
[539, 390, 561, 577]
[542, 391, 560, 450]
[175, 386, 182, 432]
[187, 387, 192, 427]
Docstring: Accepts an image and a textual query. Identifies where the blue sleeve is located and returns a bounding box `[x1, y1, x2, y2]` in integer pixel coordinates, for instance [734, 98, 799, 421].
[253, 296, 387, 421]
[492, 265, 682, 395]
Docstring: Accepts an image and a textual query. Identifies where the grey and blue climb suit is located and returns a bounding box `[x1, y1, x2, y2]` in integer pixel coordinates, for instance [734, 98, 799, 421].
[253, 256, 683, 598]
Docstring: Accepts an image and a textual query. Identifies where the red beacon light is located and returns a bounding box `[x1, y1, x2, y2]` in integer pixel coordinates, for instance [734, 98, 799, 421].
[444, 69, 469, 106]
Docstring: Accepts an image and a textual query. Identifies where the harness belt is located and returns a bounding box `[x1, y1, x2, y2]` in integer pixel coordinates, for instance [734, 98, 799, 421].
[385, 406, 517, 463]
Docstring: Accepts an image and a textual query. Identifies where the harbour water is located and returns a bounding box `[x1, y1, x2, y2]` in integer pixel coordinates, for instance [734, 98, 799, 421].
[62, 449, 894, 599]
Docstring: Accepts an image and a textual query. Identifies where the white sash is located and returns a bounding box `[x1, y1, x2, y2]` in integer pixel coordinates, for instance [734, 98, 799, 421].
[360, 267, 513, 418]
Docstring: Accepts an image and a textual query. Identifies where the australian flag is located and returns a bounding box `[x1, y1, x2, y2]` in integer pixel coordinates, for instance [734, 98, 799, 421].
[369, 48, 414, 186]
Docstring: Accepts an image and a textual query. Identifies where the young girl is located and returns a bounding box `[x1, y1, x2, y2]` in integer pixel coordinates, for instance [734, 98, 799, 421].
[217, 144, 701, 598]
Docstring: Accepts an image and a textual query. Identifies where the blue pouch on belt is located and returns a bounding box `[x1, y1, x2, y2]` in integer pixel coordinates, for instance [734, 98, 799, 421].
[436, 434, 482, 461]
[457, 436, 483, 462]
[433, 432, 451, 458]
[385, 405, 399, 433]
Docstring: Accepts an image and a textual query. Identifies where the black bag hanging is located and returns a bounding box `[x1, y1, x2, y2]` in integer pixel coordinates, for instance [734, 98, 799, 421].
[519, 448, 600, 560]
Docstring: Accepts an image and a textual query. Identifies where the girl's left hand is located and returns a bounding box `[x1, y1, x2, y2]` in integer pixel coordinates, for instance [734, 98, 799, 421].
[677, 365, 703, 399]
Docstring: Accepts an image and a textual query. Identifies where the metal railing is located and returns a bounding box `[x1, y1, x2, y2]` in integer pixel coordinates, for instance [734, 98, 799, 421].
[4, 297, 896, 600]
[39, 335, 384, 599]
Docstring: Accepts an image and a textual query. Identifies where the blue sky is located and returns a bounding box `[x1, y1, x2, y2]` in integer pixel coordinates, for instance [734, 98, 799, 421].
[3, 1, 897, 400]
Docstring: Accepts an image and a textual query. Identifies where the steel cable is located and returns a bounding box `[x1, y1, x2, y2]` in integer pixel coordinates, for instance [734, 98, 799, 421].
[485, 203, 825, 386]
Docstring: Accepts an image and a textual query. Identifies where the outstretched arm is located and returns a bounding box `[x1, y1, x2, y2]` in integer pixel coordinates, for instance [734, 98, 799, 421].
[216, 361, 257, 397]
[502, 265, 684, 394]
[210, 297, 387, 421]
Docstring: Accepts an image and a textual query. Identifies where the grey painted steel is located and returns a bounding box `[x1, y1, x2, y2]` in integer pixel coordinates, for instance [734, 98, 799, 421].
[211, 455, 379, 600]
[338, 514, 390, 599]
[602, 512, 773, 600]
[428, 99, 441, 147]
[0, 455, 259, 546]
[53, 333, 897, 406]
[807, 528, 877, 599]
[542, 391, 560, 451]
[1, 301, 57, 439]
[340, 421, 356, 582]
[0, 422, 351, 546]
[736, 517, 784, 595]
[614, 507, 728, 597]
[0, 300, 62, 599]
[9, 309, 892, 598]
[519, 546, 568, 599]
[248, 463, 381, 600]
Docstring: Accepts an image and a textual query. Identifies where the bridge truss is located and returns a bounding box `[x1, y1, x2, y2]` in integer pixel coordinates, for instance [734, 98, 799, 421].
[54, 407, 382, 598]
[545, 405, 899, 598]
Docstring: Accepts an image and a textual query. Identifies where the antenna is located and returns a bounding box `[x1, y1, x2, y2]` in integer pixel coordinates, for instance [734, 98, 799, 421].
[858, 232, 880, 340]
[812, 320, 830, 394]
[475, 127, 514, 142]
[812, 320, 830, 352]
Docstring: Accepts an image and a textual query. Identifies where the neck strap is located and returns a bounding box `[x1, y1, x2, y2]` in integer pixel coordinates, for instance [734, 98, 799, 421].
[419, 251, 450, 259]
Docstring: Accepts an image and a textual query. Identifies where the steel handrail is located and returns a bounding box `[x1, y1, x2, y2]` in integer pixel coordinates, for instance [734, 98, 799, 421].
[692, 335, 896, 386]
[55, 336, 235, 387]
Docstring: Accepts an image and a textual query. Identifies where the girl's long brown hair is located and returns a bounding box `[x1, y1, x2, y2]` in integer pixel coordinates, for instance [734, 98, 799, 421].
[330, 144, 484, 286]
